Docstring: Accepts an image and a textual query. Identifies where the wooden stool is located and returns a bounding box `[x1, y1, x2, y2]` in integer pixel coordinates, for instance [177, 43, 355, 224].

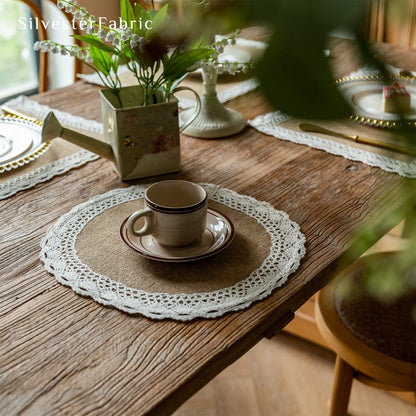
[315, 253, 416, 416]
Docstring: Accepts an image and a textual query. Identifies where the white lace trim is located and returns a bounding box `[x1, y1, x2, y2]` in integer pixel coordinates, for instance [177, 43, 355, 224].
[40, 184, 306, 321]
[0, 96, 101, 200]
[4, 96, 104, 134]
[248, 112, 416, 178]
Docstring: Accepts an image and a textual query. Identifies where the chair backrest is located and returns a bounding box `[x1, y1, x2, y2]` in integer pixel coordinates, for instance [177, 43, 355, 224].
[18, 0, 82, 93]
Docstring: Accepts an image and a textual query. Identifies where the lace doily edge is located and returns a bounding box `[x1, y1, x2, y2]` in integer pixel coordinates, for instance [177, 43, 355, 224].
[248, 112, 416, 179]
[39, 184, 306, 321]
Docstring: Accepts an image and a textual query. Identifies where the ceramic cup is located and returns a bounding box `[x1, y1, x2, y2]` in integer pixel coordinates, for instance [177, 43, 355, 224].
[126, 180, 208, 247]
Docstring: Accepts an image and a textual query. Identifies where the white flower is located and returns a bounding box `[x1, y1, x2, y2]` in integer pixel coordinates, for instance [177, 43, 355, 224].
[33, 41, 40, 51]
[57, 1, 65, 9]
[69, 49, 77, 57]
[41, 42, 52, 52]
[60, 46, 68, 56]
[86, 23, 95, 34]
[65, 5, 74, 13]
[77, 50, 85, 59]
[85, 53, 93, 63]
[112, 37, 120, 47]
[51, 46, 60, 54]
[97, 30, 106, 39]
[73, 11, 82, 20]
[215, 45, 224, 54]
[105, 32, 115, 42]
[130, 34, 140, 48]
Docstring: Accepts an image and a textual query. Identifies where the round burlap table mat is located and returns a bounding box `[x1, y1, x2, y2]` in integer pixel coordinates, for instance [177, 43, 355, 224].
[76, 199, 270, 295]
[40, 184, 306, 320]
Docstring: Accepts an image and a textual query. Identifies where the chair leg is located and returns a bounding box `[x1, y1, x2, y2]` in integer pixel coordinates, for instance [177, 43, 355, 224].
[329, 355, 355, 416]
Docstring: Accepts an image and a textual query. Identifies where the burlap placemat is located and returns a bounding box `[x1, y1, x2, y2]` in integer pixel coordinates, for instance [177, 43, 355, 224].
[75, 199, 271, 295]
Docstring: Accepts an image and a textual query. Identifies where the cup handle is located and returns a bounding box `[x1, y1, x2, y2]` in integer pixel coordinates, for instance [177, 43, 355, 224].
[173, 86, 202, 133]
[127, 208, 154, 237]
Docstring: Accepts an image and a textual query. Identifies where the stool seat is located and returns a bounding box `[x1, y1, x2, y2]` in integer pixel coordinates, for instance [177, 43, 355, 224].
[335, 268, 416, 363]
[315, 253, 416, 416]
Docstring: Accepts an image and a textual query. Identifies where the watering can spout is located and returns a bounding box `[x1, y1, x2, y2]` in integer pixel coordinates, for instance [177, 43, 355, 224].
[41, 112, 114, 161]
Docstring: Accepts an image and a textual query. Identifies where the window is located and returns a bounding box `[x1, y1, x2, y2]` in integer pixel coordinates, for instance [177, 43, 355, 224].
[0, 0, 40, 103]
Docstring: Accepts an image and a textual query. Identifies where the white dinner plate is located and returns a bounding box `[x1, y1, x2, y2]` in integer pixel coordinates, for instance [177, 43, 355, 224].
[337, 77, 416, 127]
[120, 207, 234, 262]
[0, 116, 51, 172]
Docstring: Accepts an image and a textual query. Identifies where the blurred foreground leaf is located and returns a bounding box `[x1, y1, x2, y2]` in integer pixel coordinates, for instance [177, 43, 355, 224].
[239, 0, 370, 119]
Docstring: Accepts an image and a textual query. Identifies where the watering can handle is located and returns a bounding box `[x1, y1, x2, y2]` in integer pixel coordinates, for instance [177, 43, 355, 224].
[173, 86, 202, 134]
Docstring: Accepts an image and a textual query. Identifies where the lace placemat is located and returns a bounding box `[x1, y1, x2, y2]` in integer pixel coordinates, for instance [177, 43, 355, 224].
[249, 112, 416, 178]
[0, 96, 101, 200]
[78, 37, 267, 109]
[249, 64, 416, 178]
[40, 184, 306, 321]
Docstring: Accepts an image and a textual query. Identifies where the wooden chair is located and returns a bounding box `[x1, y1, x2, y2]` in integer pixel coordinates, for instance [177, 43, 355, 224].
[315, 252, 416, 416]
[19, 0, 82, 93]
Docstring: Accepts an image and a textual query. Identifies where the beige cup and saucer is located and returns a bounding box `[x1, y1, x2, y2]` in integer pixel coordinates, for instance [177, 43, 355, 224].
[120, 180, 234, 262]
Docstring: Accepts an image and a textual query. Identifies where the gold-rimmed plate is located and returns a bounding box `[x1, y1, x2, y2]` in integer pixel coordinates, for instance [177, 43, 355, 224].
[336, 75, 416, 128]
[0, 115, 51, 173]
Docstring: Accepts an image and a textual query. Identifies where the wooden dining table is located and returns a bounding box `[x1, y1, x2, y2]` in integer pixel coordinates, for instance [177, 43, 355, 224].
[1, 36, 415, 415]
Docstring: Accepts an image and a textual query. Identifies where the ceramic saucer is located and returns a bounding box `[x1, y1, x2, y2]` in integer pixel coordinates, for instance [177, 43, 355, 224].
[120, 208, 234, 262]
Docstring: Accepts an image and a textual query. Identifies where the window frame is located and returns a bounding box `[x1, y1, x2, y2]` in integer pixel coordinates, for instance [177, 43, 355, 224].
[0, 0, 42, 104]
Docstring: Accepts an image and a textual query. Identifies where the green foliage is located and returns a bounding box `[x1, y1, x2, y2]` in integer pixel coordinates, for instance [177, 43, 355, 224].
[120, 0, 135, 25]
[72, 35, 115, 55]
[39, 1, 217, 105]
[163, 47, 214, 83]
[88, 43, 112, 77]
[237, 0, 369, 119]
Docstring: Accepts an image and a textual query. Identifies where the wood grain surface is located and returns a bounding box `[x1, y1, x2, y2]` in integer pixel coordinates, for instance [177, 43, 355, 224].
[1, 37, 415, 415]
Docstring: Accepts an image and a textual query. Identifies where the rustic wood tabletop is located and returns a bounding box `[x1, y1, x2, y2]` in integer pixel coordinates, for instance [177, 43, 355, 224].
[1, 35, 415, 415]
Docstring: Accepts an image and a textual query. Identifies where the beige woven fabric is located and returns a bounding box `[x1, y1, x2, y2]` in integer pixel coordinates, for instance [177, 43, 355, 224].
[75, 200, 271, 294]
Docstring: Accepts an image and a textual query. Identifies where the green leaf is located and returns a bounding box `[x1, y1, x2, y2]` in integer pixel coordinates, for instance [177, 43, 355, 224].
[134, 3, 149, 37]
[73, 35, 115, 55]
[163, 48, 213, 82]
[147, 4, 168, 38]
[243, 0, 368, 119]
[111, 54, 120, 74]
[120, 0, 135, 29]
[89, 43, 112, 77]
[189, 35, 210, 50]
